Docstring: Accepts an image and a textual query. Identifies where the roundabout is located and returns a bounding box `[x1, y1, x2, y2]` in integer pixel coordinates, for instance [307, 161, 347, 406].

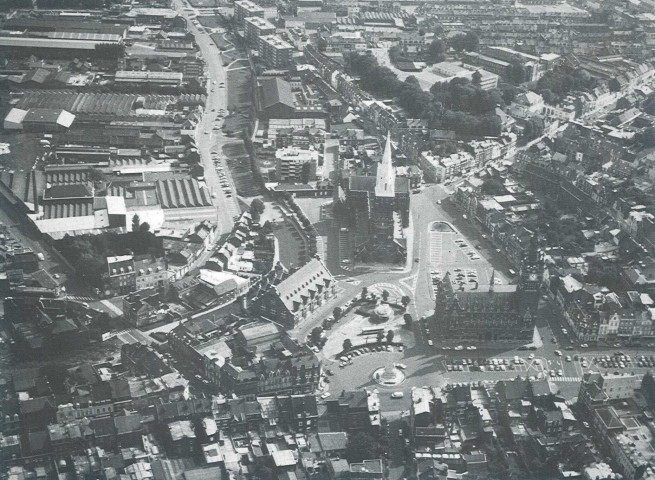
[372, 363, 405, 387]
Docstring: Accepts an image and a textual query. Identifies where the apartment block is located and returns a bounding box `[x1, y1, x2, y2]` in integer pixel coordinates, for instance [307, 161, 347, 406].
[245, 16, 275, 45]
[234, 0, 264, 26]
[259, 35, 294, 68]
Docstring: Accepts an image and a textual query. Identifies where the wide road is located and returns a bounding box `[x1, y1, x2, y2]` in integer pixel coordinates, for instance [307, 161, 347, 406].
[172, 0, 240, 235]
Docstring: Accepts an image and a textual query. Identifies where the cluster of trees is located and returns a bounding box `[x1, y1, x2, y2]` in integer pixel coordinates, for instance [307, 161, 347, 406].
[389, 38, 447, 65]
[55, 230, 164, 288]
[636, 127, 655, 148]
[523, 116, 545, 140]
[249, 198, 265, 222]
[37, 0, 108, 7]
[0, 0, 30, 10]
[449, 32, 479, 52]
[535, 66, 598, 104]
[430, 78, 503, 115]
[344, 53, 502, 137]
[95, 43, 125, 60]
[426, 39, 447, 64]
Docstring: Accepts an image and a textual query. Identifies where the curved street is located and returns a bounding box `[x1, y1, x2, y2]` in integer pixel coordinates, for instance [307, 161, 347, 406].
[173, 0, 241, 235]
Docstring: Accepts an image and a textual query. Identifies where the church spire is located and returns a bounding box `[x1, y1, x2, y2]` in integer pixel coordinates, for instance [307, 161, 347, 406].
[375, 131, 396, 198]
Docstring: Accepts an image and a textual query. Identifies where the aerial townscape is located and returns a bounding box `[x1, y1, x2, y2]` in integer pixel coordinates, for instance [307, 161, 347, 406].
[5, 0, 655, 479]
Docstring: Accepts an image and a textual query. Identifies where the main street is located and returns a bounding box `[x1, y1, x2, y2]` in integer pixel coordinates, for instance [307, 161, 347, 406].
[172, 0, 241, 236]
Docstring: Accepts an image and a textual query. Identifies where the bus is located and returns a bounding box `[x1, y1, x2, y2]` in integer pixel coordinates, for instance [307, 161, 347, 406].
[361, 326, 385, 336]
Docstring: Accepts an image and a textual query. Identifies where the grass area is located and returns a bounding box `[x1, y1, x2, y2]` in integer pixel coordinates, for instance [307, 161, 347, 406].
[210, 32, 233, 50]
[296, 198, 330, 224]
[188, 0, 218, 7]
[274, 220, 307, 269]
[226, 65, 251, 111]
[197, 15, 223, 28]
[220, 50, 239, 66]
[223, 142, 260, 198]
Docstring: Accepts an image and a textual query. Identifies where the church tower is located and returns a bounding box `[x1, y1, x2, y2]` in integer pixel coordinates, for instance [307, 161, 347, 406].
[375, 132, 396, 199]
[371, 132, 397, 250]
[518, 230, 542, 313]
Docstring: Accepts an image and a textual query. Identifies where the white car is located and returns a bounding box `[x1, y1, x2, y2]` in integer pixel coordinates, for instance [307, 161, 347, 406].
[428, 340, 434, 346]
[394, 363, 407, 370]
[391, 392, 404, 399]
[454, 345, 464, 351]
[466, 346, 477, 351]
[321, 392, 331, 399]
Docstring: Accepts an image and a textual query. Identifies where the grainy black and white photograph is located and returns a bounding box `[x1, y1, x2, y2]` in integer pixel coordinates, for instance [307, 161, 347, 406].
[0, 0, 654, 478]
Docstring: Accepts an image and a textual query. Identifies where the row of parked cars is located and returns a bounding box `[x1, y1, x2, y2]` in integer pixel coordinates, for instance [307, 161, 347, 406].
[636, 355, 655, 368]
[338, 344, 404, 368]
[594, 354, 632, 370]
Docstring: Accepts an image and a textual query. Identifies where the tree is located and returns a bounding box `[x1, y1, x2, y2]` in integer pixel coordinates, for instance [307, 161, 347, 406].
[386, 330, 395, 343]
[301, 162, 312, 183]
[381, 290, 390, 302]
[346, 432, 377, 463]
[523, 116, 545, 140]
[250, 198, 265, 220]
[88, 169, 106, 182]
[139, 222, 150, 232]
[425, 38, 446, 64]
[343, 338, 352, 352]
[636, 127, 655, 148]
[472, 70, 482, 87]
[361, 287, 368, 300]
[376, 331, 385, 344]
[450, 32, 479, 52]
[401, 295, 411, 308]
[310, 327, 323, 346]
[404, 313, 413, 328]
[509, 61, 526, 84]
[131, 214, 140, 232]
[333, 306, 343, 320]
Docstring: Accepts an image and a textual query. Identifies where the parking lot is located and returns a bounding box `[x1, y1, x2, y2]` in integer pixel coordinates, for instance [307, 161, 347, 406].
[427, 222, 503, 298]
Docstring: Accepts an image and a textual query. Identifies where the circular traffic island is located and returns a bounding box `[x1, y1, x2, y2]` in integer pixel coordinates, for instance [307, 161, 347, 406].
[373, 364, 405, 387]
[371, 303, 394, 323]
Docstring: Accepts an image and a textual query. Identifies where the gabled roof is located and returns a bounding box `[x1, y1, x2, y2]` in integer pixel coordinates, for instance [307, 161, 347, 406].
[260, 77, 295, 110]
[273, 258, 333, 313]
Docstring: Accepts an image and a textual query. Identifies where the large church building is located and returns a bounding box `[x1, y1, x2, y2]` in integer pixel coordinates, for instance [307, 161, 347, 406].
[428, 232, 543, 343]
[341, 133, 410, 264]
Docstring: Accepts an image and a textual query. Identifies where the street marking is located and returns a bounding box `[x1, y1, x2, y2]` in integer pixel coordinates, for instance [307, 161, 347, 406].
[100, 300, 123, 316]
[551, 376, 581, 382]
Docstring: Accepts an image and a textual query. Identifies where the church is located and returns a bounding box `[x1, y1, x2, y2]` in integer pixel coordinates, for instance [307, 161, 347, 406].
[428, 232, 543, 343]
[337, 133, 410, 264]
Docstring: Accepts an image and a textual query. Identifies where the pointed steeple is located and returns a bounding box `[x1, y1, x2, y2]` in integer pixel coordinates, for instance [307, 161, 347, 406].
[375, 131, 396, 198]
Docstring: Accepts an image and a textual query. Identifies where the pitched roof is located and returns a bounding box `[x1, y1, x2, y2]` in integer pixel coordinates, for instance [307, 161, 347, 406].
[274, 258, 333, 313]
[260, 77, 295, 110]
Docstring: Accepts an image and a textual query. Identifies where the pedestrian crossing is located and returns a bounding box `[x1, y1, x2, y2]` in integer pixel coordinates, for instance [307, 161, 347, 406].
[66, 295, 96, 302]
[551, 376, 581, 383]
[430, 232, 443, 265]
[338, 228, 349, 262]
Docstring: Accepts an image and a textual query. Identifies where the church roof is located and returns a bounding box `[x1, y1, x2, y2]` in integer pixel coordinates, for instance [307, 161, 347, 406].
[348, 176, 409, 194]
